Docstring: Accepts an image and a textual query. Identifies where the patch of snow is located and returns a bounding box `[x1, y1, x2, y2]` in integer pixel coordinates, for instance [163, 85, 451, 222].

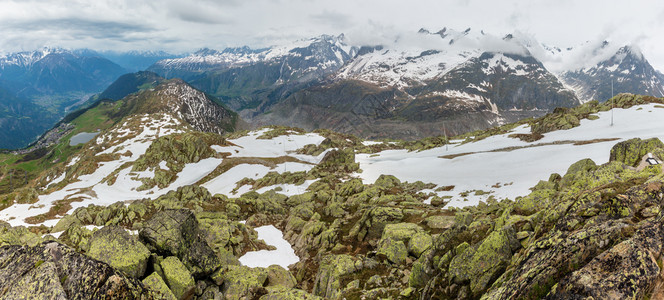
[66, 156, 80, 167]
[225, 131, 326, 158]
[255, 180, 319, 196]
[238, 225, 299, 268]
[46, 172, 67, 188]
[203, 164, 272, 196]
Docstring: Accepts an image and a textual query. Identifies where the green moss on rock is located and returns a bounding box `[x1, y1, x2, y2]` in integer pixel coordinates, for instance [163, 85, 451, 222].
[142, 272, 177, 300]
[160, 256, 195, 300]
[87, 226, 151, 278]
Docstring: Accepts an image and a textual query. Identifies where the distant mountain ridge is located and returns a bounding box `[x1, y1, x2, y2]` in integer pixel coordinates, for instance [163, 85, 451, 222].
[145, 29, 664, 139]
[560, 45, 664, 102]
[0, 48, 128, 149]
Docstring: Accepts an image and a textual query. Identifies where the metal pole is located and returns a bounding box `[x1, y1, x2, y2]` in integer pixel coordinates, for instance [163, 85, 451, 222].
[611, 79, 614, 126]
[443, 122, 448, 151]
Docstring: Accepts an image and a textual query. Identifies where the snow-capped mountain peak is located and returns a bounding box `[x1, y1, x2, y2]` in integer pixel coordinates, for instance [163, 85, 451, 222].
[0, 47, 71, 68]
[561, 44, 664, 102]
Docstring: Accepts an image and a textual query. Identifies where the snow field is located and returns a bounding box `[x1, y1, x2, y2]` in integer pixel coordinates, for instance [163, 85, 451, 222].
[357, 104, 664, 208]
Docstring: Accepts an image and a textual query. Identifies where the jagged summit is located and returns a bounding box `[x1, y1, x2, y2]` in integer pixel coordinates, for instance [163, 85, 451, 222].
[113, 79, 238, 135]
[561, 44, 664, 102]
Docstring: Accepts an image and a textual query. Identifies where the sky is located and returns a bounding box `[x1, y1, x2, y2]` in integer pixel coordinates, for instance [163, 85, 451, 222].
[1, 0, 664, 69]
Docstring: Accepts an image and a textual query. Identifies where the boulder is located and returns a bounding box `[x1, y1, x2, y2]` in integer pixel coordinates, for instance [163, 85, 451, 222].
[140, 209, 221, 277]
[0, 242, 148, 299]
[312, 254, 362, 299]
[266, 265, 297, 288]
[260, 288, 323, 299]
[348, 207, 404, 242]
[380, 223, 422, 242]
[213, 265, 268, 300]
[87, 226, 151, 278]
[547, 223, 663, 299]
[377, 238, 408, 265]
[424, 215, 455, 230]
[609, 137, 664, 167]
[408, 232, 433, 258]
[142, 272, 177, 300]
[449, 227, 518, 297]
[161, 256, 195, 300]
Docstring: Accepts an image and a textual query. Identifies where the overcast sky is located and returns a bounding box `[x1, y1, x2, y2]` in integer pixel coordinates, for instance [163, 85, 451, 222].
[2, 0, 664, 69]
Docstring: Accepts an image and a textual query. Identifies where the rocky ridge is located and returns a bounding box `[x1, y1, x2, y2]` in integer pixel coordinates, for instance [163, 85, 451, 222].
[2, 94, 664, 298]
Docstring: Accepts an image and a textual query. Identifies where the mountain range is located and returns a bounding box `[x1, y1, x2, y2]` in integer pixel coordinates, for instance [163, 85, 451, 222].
[2, 28, 664, 149]
[0, 48, 128, 149]
[146, 28, 664, 139]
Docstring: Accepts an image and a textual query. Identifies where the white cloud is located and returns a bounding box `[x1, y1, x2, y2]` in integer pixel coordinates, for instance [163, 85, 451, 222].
[0, 0, 663, 70]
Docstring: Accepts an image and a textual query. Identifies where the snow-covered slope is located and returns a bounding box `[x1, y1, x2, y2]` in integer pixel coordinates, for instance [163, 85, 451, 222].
[149, 34, 353, 78]
[357, 103, 664, 208]
[336, 28, 526, 88]
[1, 125, 327, 227]
[7, 99, 664, 229]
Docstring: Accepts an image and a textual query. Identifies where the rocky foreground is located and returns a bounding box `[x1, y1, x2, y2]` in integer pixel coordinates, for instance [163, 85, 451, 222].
[1, 93, 664, 299]
[0, 136, 663, 299]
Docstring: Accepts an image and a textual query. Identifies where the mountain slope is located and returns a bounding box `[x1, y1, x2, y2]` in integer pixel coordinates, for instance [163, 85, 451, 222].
[148, 35, 353, 111]
[561, 45, 664, 102]
[252, 51, 579, 139]
[0, 48, 127, 96]
[0, 84, 52, 149]
[97, 71, 165, 101]
[0, 48, 129, 149]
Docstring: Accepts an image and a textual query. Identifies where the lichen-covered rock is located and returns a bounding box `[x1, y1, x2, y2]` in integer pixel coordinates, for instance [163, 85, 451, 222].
[266, 265, 297, 288]
[609, 137, 664, 167]
[373, 174, 401, 190]
[408, 232, 433, 258]
[140, 209, 221, 277]
[409, 261, 428, 288]
[161, 256, 195, 300]
[348, 207, 404, 242]
[213, 265, 268, 300]
[0, 242, 148, 299]
[196, 211, 253, 257]
[546, 223, 663, 299]
[380, 223, 422, 243]
[88, 226, 151, 278]
[424, 215, 455, 230]
[143, 272, 177, 300]
[260, 287, 323, 300]
[0, 225, 43, 247]
[449, 227, 519, 297]
[377, 238, 408, 265]
[312, 254, 362, 299]
[57, 224, 94, 251]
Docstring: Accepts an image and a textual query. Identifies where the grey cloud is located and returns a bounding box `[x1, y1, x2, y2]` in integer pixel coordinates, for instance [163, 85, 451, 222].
[310, 10, 352, 28]
[3, 18, 155, 40]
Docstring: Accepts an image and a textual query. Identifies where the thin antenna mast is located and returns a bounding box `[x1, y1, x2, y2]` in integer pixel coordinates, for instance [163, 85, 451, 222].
[443, 122, 448, 151]
[610, 79, 614, 126]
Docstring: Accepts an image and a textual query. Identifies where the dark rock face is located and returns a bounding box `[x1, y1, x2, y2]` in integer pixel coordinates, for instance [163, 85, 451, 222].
[0, 242, 149, 299]
[546, 222, 663, 299]
[139, 209, 221, 278]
